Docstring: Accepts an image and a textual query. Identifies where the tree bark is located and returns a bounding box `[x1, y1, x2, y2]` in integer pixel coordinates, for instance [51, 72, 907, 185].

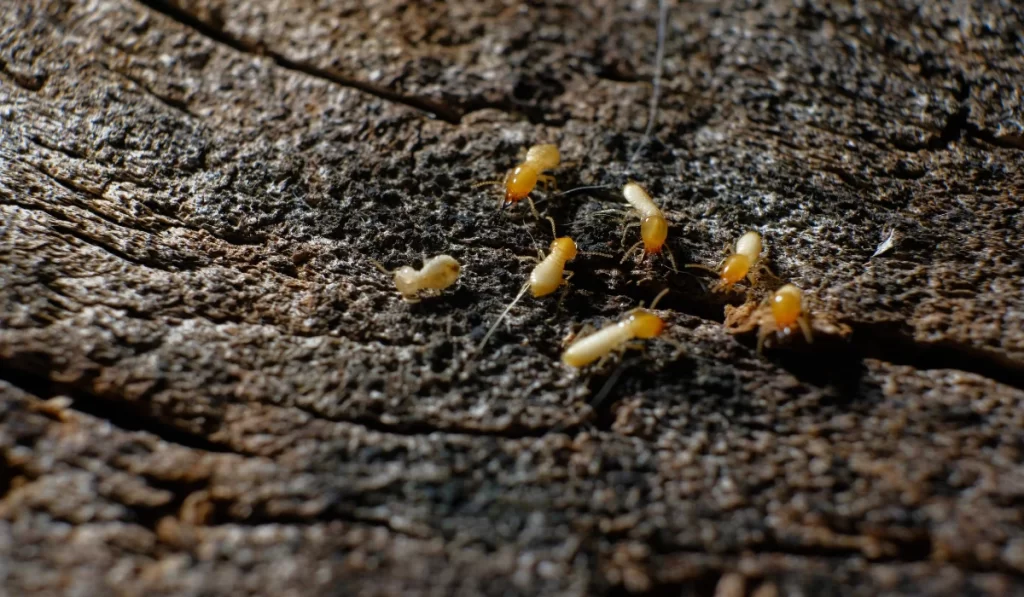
[1, 0, 1023, 595]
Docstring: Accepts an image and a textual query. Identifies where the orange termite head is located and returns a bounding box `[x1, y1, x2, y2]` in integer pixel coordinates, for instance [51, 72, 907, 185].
[641, 215, 668, 254]
[629, 310, 666, 339]
[719, 254, 752, 285]
[550, 237, 578, 261]
[503, 164, 538, 207]
[771, 284, 804, 329]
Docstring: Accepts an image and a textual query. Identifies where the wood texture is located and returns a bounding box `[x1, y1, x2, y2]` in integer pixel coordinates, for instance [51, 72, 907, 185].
[1, 1, 1022, 595]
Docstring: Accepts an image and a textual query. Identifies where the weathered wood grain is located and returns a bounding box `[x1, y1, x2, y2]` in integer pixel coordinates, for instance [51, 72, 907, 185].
[1, 1, 1022, 595]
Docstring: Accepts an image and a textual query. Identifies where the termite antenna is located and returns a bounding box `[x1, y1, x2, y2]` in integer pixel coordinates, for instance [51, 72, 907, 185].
[555, 184, 615, 197]
[684, 263, 718, 275]
[545, 216, 558, 240]
[523, 226, 542, 257]
[580, 250, 616, 259]
[532, 184, 614, 211]
[627, 287, 669, 315]
[628, 0, 668, 168]
[368, 258, 390, 274]
[477, 283, 531, 352]
[649, 288, 670, 310]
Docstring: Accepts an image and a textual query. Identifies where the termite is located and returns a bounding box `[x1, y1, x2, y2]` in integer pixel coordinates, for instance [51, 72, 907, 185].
[478, 232, 577, 351]
[476, 144, 560, 217]
[755, 284, 813, 353]
[371, 255, 461, 303]
[620, 182, 676, 270]
[725, 284, 851, 354]
[561, 289, 671, 369]
[687, 231, 763, 291]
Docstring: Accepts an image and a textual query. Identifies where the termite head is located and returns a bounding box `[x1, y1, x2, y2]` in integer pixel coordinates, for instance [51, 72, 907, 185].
[640, 215, 668, 254]
[629, 310, 666, 339]
[771, 284, 803, 329]
[504, 164, 538, 206]
[719, 254, 752, 285]
[393, 266, 420, 297]
[550, 237, 578, 261]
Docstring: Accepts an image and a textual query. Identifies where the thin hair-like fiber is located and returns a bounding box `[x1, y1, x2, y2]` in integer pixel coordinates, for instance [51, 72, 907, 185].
[628, 0, 668, 169]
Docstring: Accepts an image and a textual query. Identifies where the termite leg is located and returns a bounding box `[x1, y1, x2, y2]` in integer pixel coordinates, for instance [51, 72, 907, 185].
[368, 258, 391, 275]
[664, 336, 686, 360]
[755, 263, 780, 287]
[526, 197, 542, 219]
[620, 222, 639, 248]
[664, 247, 679, 273]
[555, 270, 575, 313]
[538, 174, 557, 193]
[564, 322, 597, 347]
[797, 315, 814, 344]
[621, 240, 645, 264]
[745, 266, 761, 287]
[594, 352, 613, 371]
[711, 280, 740, 294]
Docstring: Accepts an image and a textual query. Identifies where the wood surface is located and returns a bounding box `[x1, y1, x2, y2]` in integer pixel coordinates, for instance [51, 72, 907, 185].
[1, 1, 1023, 595]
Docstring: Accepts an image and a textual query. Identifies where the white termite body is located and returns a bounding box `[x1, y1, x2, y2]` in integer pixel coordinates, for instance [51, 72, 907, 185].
[562, 321, 636, 368]
[735, 231, 762, 264]
[378, 254, 461, 302]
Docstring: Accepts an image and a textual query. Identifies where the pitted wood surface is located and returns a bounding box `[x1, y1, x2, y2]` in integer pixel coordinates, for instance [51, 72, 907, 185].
[1, 1, 1022, 595]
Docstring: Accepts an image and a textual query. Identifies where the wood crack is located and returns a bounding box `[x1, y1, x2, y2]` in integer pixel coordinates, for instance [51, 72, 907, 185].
[0, 356, 237, 455]
[849, 321, 1024, 390]
[135, 0, 465, 124]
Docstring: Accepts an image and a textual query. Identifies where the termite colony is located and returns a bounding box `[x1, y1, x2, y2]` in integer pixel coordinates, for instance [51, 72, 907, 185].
[371, 141, 831, 371]
[367, 5, 842, 383]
